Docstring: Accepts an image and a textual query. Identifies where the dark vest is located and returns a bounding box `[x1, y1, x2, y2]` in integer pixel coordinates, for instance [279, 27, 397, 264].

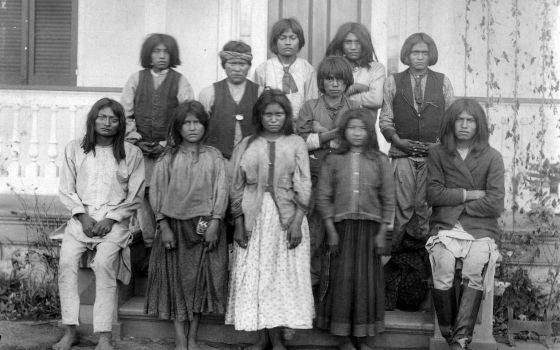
[133, 69, 181, 143]
[392, 69, 445, 143]
[206, 79, 259, 159]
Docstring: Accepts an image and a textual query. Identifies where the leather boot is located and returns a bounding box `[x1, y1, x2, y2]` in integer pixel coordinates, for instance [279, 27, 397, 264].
[432, 288, 457, 341]
[450, 285, 483, 348]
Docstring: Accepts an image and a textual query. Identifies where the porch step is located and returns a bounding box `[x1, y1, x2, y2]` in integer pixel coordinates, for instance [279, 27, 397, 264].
[119, 296, 434, 348]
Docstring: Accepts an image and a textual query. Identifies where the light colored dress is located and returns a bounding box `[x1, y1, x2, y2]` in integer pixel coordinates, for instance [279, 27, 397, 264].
[225, 135, 314, 331]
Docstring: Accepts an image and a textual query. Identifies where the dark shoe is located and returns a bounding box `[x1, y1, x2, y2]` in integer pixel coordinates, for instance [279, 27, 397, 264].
[451, 285, 483, 347]
[432, 288, 457, 341]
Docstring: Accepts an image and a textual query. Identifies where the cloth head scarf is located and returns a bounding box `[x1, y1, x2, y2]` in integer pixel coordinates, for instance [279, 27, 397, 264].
[219, 51, 253, 65]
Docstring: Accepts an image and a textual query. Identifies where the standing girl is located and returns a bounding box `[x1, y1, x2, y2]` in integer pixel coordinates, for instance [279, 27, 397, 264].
[145, 101, 228, 350]
[315, 108, 395, 350]
[295, 55, 358, 287]
[226, 89, 314, 350]
[121, 33, 194, 261]
[326, 23, 385, 118]
[254, 18, 318, 120]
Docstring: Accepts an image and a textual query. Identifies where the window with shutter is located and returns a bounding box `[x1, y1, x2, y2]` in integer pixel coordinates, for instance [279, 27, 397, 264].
[0, 0, 76, 87]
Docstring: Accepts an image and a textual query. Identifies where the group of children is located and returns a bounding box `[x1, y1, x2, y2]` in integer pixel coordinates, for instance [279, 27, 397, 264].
[54, 16, 504, 350]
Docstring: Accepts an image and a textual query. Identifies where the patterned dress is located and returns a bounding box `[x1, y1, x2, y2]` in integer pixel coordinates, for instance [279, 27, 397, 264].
[225, 136, 314, 331]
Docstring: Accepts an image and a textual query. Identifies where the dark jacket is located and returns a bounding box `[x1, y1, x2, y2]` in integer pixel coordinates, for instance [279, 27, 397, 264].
[316, 151, 395, 224]
[427, 144, 505, 240]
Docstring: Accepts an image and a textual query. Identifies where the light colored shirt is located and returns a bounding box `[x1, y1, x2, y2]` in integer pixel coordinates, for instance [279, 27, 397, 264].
[149, 145, 228, 222]
[121, 69, 194, 142]
[348, 62, 386, 111]
[254, 56, 318, 119]
[199, 81, 263, 147]
[59, 140, 145, 246]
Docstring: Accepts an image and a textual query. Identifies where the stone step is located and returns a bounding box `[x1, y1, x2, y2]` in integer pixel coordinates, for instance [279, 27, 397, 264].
[119, 296, 434, 348]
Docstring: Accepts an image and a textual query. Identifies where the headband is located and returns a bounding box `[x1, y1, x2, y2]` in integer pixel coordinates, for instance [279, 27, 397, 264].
[219, 50, 253, 64]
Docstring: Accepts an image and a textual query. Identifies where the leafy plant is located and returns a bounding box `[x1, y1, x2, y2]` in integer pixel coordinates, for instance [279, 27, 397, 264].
[0, 188, 66, 320]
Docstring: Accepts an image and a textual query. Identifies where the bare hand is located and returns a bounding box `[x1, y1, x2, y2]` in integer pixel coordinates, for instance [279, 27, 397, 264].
[375, 224, 388, 254]
[287, 219, 303, 249]
[346, 83, 369, 96]
[92, 218, 116, 237]
[393, 137, 428, 155]
[160, 221, 176, 250]
[233, 218, 248, 249]
[204, 219, 220, 251]
[326, 229, 339, 256]
[77, 213, 97, 238]
[137, 142, 164, 158]
[466, 190, 486, 201]
[312, 121, 329, 133]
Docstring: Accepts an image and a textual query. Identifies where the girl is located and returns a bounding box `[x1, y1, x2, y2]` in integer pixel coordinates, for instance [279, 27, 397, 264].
[254, 18, 318, 120]
[145, 101, 228, 350]
[315, 108, 395, 350]
[226, 89, 314, 350]
[121, 33, 194, 264]
[326, 23, 385, 118]
[295, 55, 359, 287]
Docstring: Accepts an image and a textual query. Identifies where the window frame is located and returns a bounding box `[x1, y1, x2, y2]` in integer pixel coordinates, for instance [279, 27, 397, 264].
[0, 0, 78, 88]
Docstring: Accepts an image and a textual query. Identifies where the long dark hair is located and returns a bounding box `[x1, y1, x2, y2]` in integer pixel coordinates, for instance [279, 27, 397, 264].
[80, 98, 126, 162]
[439, 98, 490, 154]
[325, 22, 378, 67]
[335, 108, 380, 160]
[140, 33, 181, 69]
[166, 100, 209, 155]
[253, 89, 294, 133]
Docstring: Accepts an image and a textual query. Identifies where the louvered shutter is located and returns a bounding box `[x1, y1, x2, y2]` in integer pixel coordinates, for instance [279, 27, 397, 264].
[28, 0, 76, 85]
[0, 0, 27, 84]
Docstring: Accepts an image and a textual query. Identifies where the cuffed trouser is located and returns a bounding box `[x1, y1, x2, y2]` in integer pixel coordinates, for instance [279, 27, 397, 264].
[392, 157, 430, 251]
[58, 234, 120, 333]
[428, 240, 492, 291]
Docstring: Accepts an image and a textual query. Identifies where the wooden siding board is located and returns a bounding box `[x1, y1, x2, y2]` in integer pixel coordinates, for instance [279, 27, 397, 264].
[311, 0, 328, 67]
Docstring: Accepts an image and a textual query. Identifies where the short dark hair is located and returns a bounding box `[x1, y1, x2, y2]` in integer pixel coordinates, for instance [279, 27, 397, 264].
[81, 98, 126, 162]
[316, 56, 354, 94]
[166, 100, 210, 154]
[400, 32, 438, 66]
[251, 89, 294, 137]
[140, 33, 181, 69]
[439, 98, 490, 154]
[325, 22, 378, 67]
[269, 18, 305, 54]
[220, 40, 252, 68]
[336, 108, 380, 159]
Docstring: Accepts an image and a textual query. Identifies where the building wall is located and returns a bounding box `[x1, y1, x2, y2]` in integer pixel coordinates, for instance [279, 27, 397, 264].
[76, 0, 268, 94]
[383, 0, 560, 229]
[0, 0, 559, 258]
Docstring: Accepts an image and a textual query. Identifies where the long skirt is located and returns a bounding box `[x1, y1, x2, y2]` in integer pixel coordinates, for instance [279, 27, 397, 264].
[145, 217, 227, 321]
[316, 220, 385, 337]
[225, 193, 314, 331]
